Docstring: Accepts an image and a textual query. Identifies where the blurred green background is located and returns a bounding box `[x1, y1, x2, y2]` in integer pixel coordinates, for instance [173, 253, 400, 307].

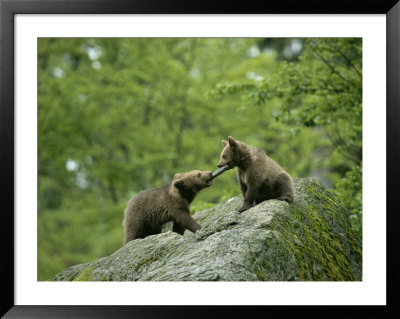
[38, 38, 362, 280]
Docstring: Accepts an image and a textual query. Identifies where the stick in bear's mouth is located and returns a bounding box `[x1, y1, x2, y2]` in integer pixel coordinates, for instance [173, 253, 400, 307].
[210, 165, 229, 180]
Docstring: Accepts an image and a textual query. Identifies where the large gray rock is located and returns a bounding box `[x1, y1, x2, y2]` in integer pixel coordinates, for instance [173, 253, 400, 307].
[50, 178, 362, 281]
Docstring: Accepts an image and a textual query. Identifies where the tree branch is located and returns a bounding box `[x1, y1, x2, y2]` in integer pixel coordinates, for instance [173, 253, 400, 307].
[336, 48, 362, 78]
[308, 42, 359, 88]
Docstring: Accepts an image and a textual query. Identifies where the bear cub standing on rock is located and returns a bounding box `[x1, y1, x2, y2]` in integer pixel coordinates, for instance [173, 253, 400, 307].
[123, 170, 213, 244]
[217, 136, 294, 213]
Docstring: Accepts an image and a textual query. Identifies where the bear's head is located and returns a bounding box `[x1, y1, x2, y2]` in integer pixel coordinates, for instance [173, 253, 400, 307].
[217, 136, 243, 169]
[172, 170, 213, 202]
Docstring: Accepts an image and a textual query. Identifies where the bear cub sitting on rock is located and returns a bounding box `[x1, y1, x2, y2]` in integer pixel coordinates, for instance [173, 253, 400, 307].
[217, 136, 294, 213]
[123, 170, 213, 244]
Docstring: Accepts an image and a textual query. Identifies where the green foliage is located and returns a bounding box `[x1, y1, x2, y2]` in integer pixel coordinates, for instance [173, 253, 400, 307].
[334, 163, 362, 236]
[38, 38, 362, 280]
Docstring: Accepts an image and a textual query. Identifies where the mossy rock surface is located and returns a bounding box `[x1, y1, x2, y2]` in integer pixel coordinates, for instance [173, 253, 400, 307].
[50, 178, 361, 281]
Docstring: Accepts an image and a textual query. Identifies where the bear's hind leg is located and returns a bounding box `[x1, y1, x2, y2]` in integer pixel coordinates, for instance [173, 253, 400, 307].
[123, 224, 139, 244]
[123, 219, 151, 244]
[276, 171, 294, 203]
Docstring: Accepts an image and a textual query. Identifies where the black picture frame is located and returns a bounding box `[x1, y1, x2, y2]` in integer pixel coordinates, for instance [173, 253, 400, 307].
[1, 0, 399, 318]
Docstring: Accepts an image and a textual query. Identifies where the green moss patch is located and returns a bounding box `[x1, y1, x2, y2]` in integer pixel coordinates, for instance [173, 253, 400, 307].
[267, 179, 361, 281]
[73, 267, 94, 281]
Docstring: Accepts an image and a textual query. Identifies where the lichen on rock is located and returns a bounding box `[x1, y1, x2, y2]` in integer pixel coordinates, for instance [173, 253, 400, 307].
[50, 178, 361, 281]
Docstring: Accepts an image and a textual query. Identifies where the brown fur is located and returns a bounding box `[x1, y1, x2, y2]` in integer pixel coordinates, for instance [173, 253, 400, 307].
[217, 136, 294, 213]
[122, 170, 213, 244]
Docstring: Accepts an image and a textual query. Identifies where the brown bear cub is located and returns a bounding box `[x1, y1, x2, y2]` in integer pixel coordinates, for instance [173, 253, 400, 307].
[217, 136, 294, 213]
[122, 170, 213, 244]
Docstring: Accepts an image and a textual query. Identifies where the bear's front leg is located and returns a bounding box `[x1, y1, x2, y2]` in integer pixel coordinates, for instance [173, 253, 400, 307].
[238, 203, 252, 213]
[237, 170, 247, 198]
[238, 180, 247, 198]
[170, 208, 201, 233]
[238, 184, 257, 213]
[172, 222, 185, 235]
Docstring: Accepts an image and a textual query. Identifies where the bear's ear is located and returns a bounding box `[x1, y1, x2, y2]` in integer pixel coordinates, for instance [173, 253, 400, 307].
[228, 136, 237, 148]
[173, 179, 185, 189]
[221, 139, 228, 147]
[174, 173, 183, 180]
